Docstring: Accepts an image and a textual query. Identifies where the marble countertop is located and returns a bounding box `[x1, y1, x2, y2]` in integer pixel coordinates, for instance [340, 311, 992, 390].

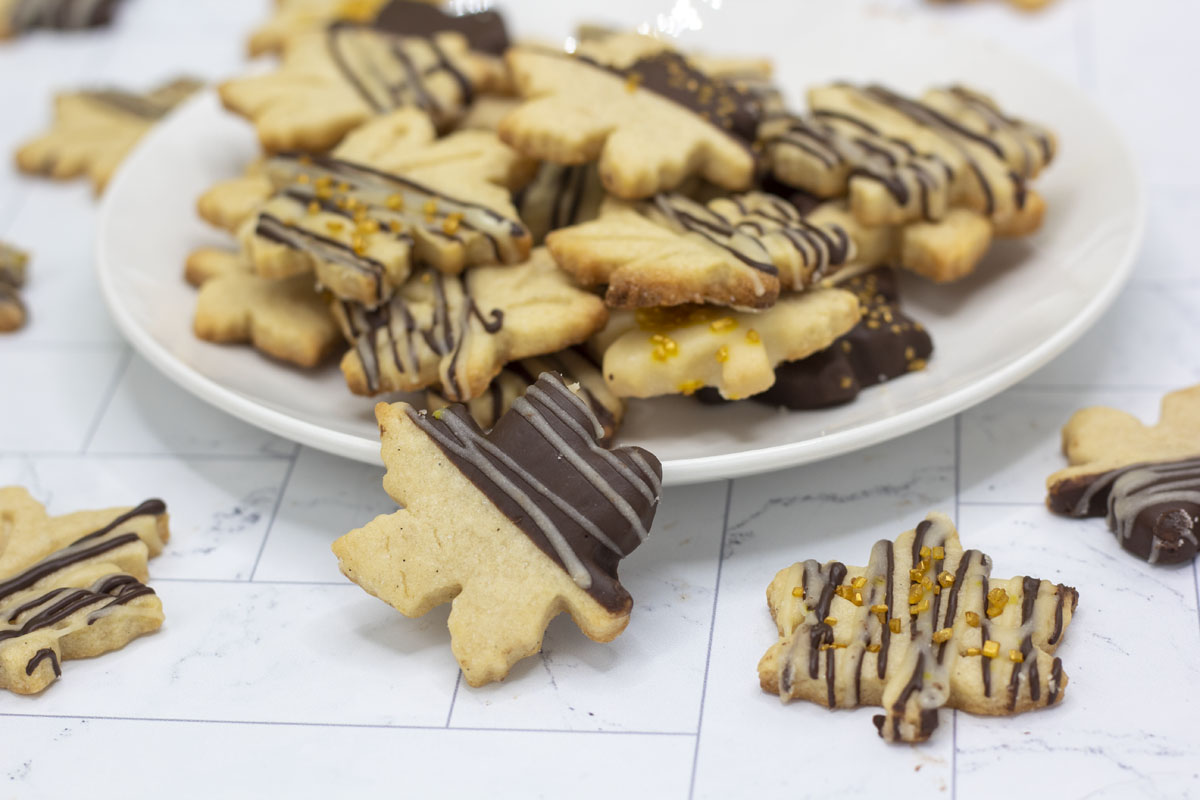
[1, 0, 1198, 797]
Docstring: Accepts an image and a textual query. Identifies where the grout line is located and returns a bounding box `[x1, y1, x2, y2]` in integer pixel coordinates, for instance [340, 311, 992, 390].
[0, 711, 697, 737]
[445, 672, 463, 728]
[155, 577, 350, 587]
[248, 448, 301, 581]
[79, 347, 133, 454]
[958, 500, 1044, 507]
[687, 479, 733, 800]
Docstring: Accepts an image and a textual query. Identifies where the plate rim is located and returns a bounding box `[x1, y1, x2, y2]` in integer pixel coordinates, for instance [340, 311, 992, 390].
[95, 28, 1147, 486]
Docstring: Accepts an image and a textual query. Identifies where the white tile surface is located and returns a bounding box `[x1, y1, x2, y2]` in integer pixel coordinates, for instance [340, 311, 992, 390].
[2, 0, 1199, 798]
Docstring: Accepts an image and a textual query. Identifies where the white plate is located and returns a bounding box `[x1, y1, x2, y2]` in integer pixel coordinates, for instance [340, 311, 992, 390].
[96, 8, 1144, 485]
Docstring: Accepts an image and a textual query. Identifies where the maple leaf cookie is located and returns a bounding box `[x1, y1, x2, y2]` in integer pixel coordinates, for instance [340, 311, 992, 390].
[500, 46, 762, 199]
[15, 77, 202, 194]
[0, 488, 170, 695]
[0, 0, 123, 38]
[592, 287, 861, 401]
[333, 247, 608, 400]
[332, 372, 662, 686]
[760, 512, 1078, 742]
[547, 192, 855, 311]
[0, 242, 29, 332]
[1046, 385, 1200, 564]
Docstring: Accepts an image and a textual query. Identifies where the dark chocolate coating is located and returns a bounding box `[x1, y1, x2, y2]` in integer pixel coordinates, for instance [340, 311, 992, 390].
[8, 0, 121, 33]
[406, 374, 661, 611]
[697, 268, 933, 410]
[371, 0, 509, 55]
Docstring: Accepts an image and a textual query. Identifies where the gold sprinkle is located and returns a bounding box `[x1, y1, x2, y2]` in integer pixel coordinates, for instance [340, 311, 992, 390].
[351, 235, 366, 255]
[920, 575, 934, 591]
[387, 194, 405, 211]
[888, 618, 902, 634]
[325, 220, 344, 234]
[932, 546, 945, 561]
[1009, 649, 1025, 663]
[443, 212, 463, 235]
[315, 176, 333, 191]
[431, 408, 444, 419]
[919, 546, 931, 559]
[912, 597, 930, 614]
[909, 568, 924, 583]
[908, 358, 928, 372]
[678, 379, 704, 395]
[866, 320, 881, 330]
[357, 219, 381, 235]
[715, 345, 730, 363]
[932, 585, 941, 595]
[746, 329, 760, 344]
[624, 73, 642, 93]
[986, 588, 1008, 619]
[965, 647, 981, 657]
[870, 603, 889, 624]
[905, 346, 916, 360]
[908, 585, 924, 605]
[931, 627, 953, 644]
[823, 616, 837, 627]
[840, 340, 852, 353]
[866, 644, 881, 653]
[423, 198, 438, 220]
[937, 571, 955, 588]
[791, 586, 805, 599]
[964, 611, 981, 627]
[839, 376, 853, 389]
[851, 576, 867, 589]
[982, 640, 1000, 659]
[709, 317, 736, 333]
[307, 201, 320, 215]
[834, 585, 864, 607]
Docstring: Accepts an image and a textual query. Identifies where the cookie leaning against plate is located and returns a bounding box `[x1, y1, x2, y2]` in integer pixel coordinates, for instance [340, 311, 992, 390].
[1046, 385, 1200, 565]
[0, 488, 170, 695]
[333, 372, 662, 687]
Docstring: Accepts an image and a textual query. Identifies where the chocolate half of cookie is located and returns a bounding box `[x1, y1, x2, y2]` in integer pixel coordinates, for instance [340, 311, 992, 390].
[1048, 456, 1200, 565]
[371, 0, 510, 55]
[697, 267, 932, 409]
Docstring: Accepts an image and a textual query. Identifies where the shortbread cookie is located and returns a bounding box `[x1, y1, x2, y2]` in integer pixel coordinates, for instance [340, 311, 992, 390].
[1046, 385, 1200, 565]
[516, 162, 605, 244]
[501, 47, 761, 198]
[332, 372, 662, 687]
[548, 192, 854, 310]
[768, 84, 1054, 236]
[427, 347, 623, 443]
[0, 0, 122, 38]
[697, 268, 932, 409]
[0, 242, 29, 332]
[190, 249, 340, 368]
[759, 512, 1078, 742]
[0, 488, 169, 695]
[334, 247, 607, 400]
[15, 77, 202, 194]
[184, 246, 247, 287]
[220, 22, 489, 151]
[455, 94, 522, 133]
[593, 287, 861, 401]
[247, 0, 389, 57]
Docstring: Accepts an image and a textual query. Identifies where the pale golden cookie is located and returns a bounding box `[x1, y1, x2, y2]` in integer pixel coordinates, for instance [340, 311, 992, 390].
[191, 249, 340, 368]
[246, 0, 389, 56]
[592, 287, 861, 401]
[0, 242, 29, 332]
[15, 77, 202, 194]
[778, 84, 1054, 236]
[219, 23, 489, 151]
[332, 372, 662, 687]
[759, 512, 1077, 742]
[500, 47, 761, 199]
[0, 488, 170, 695]
[547, 192, 855, 311]
[334, 247, 608, 400]
[427, 347, 623, 443]
[1046, 385, 1200, 565]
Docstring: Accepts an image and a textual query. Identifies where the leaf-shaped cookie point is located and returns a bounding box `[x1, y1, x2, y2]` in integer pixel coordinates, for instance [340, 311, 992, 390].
[501, 48, 762, 199]
[0, 488, 170, 695]
[333, 248, 608, 400]
[220, 23, 486, 152]
[1047, 385, 1200, 564]
[332, 373, 663, 687]
[759, 512, 1078, 743]
[15, 77, 202, 194]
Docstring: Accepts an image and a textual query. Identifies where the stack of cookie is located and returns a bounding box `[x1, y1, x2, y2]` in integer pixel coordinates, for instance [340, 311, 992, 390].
[189, 0, 1057, 439]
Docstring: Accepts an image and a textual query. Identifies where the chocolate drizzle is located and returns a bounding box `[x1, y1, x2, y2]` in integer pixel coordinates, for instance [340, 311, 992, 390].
[8, 0, 121, 33]
[404, 373, 662, 610]
[1049, 456, 1200, 564]
[324, 22, 475, 124]
[25, 648, 60, 678]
